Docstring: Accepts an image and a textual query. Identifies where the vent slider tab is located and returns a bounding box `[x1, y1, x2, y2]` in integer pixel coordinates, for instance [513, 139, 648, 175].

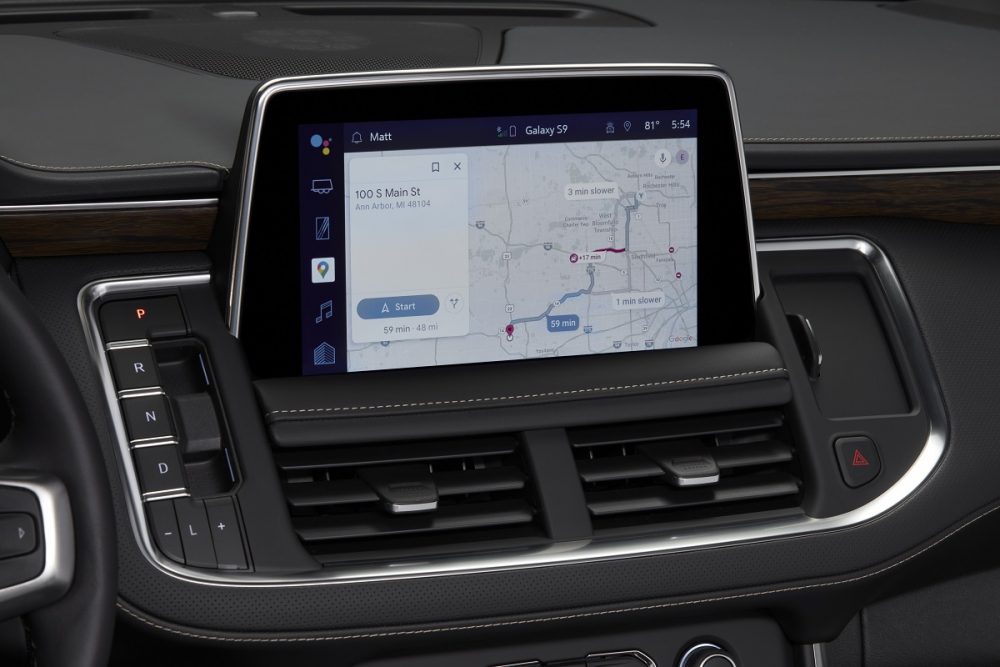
[359, 465, 439, 514]
[651, 453, 720, 487]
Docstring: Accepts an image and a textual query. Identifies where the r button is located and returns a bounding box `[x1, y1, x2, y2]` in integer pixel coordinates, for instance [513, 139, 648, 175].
[108, 345, 160, 391]
[834, 436, 882, 488]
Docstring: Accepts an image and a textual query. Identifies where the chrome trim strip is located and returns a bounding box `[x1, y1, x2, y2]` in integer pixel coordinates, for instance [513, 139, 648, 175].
[0, 476, 75, 613]
[811, 643, 827, 667]
[117, 386, 161, 399]
[0, 198, 218, 214]
[119, 388, 166, 400]
[130, 438, 180, 450]
[588, 650, 656, 666]
[749, 165, 1000, 179]
[226, 63, 761, 337]
[141, 489, 189, 502]
[78, 236, 946, 586]
[106, 339, 150, 351]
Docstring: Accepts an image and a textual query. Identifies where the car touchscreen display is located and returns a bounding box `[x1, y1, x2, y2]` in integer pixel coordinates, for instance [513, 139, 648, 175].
[297, 110, 699, 375]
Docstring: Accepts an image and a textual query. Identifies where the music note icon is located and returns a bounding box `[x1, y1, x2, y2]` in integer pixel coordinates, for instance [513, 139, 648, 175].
[315, 300, 333, 324]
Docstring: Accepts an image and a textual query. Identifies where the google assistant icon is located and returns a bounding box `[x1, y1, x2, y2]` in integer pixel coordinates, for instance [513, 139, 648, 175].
[310, 134, 332, 156]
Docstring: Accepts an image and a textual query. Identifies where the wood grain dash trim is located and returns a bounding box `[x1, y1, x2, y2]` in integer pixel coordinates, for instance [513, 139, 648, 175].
[2, 171, 999, 258]
[750, 171, 1000, 225]
[0, 205, 216, 257]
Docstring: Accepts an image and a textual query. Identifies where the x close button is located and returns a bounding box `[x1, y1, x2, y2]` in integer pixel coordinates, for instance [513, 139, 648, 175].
[834, 436, 882, 487]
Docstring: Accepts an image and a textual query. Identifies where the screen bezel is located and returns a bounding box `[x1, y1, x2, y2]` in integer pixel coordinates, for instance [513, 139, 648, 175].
[232, 66, 758, 378]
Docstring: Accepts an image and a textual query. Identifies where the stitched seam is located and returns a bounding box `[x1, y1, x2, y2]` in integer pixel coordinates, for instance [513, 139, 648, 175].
[113, 501, 1000, 643]
[265, 368, 787, 417]
[0, 154, 229, 172]
[743, 134, 1000, 143]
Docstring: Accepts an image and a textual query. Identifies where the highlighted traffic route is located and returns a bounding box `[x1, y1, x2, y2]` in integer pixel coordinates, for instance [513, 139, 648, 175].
[509, 268, 596, 326]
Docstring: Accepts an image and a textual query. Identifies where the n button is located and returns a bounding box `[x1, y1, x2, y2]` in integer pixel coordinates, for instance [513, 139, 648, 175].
[122, 394, 174, 442]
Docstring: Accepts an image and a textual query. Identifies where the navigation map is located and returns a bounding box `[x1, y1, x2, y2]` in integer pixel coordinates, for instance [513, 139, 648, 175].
[344, 136, 697, 372]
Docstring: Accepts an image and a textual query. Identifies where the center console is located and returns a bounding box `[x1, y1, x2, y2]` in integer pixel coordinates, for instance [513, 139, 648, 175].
[75, 65, 945, 664]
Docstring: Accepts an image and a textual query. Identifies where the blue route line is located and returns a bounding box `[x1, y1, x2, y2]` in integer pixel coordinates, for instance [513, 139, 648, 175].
[510, 270, 595, 326]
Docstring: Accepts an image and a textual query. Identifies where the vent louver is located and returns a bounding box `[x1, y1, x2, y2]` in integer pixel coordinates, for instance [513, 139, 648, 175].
[274, 436, 540, 562]
[571, 411, 801, 529]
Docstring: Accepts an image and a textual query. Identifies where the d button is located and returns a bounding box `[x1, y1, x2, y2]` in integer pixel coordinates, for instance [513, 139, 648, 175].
[134, 445, 186, 496]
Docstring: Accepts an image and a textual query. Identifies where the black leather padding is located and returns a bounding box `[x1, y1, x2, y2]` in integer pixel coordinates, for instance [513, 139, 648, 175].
[255, 342, 789, 446]
[0, 270, 116, 667]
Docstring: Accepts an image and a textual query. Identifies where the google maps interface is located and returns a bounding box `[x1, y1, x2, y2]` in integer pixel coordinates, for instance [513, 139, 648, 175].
[342, 130, 697, 372]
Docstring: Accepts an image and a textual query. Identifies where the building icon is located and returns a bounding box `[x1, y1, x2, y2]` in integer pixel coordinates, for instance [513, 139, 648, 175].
[313, 342, 336, 366]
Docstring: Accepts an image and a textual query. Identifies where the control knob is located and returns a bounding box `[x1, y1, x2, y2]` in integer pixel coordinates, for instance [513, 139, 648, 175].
[678, 642, 738, 667]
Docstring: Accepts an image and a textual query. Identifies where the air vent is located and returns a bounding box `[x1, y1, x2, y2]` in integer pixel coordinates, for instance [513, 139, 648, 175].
[0, 8, 161, 25]
[282, 2, 651, 25]
[274, 436, 542, 563]
[571, 411, 801, 531]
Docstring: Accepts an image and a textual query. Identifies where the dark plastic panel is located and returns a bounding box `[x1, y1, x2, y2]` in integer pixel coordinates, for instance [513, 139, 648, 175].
[772, 261, 911, 418]
[756, 248, 929, 518]
[10, 224, 967, 648]
[354, 615, 792, 667]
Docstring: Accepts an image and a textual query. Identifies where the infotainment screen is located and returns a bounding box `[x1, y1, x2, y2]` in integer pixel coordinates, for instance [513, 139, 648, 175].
[232, 67, 757, 378]
[298, 110, 698, 374]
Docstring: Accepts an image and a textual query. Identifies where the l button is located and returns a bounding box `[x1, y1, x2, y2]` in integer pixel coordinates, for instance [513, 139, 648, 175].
[173, 499, 216, 569]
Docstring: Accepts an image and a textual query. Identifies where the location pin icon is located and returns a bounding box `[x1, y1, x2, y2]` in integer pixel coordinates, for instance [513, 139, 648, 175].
[317, 261, 329, 278]
[623, 121, 632, 132]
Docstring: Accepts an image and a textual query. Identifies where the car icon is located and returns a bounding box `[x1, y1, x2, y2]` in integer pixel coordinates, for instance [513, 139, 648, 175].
[310, 178, 334, 195]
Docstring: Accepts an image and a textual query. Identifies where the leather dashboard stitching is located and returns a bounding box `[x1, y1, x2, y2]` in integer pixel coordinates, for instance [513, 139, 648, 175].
[743, 134, 1000, 143]
[264, 368, 788, 418]
[0, 154, 229, 172]
[113, 500, 1000, 643]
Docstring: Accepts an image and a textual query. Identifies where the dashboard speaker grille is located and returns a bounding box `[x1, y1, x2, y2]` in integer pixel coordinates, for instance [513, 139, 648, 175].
[571, 411, 802, 530]
[60, 20, 482, 80]
[274, 436, 542, 563]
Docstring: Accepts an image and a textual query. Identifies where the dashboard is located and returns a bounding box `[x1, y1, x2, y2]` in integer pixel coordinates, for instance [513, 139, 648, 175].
[1, 2, 1000, 667]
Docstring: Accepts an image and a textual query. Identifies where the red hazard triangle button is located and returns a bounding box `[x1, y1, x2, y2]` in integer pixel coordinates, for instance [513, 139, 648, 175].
[834, 436, 881, 487]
